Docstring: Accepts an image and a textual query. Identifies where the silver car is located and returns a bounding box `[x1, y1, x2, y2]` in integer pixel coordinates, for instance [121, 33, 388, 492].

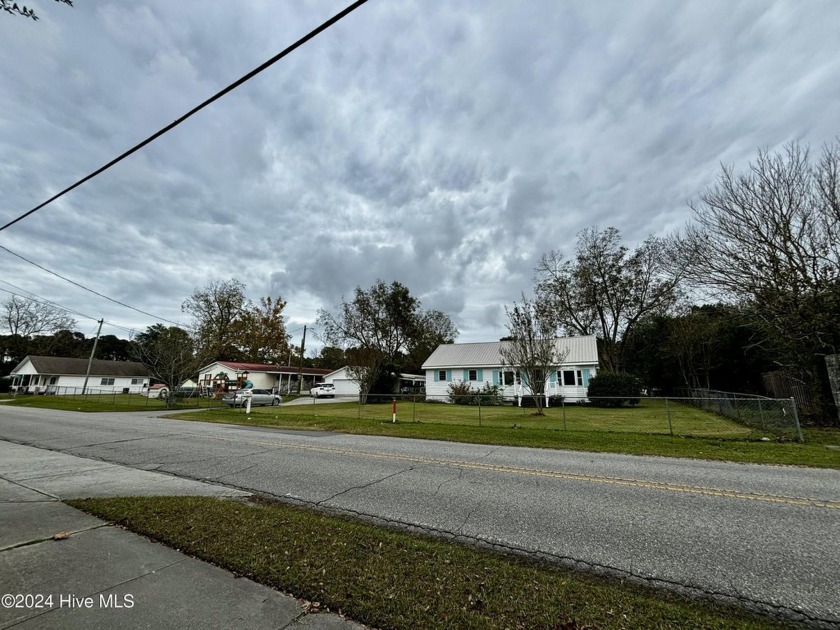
[222, 389, 282, 408]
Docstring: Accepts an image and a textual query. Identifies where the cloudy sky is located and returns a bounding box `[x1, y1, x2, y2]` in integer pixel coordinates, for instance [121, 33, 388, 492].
[1, 1, 838, 353]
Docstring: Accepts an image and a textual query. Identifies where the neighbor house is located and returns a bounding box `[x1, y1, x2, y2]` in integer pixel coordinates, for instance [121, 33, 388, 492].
[10, 356, 149, 395]
[421, 335, 599, 403]
[196, 361, 333, 395]
[319, 366, 426, 397]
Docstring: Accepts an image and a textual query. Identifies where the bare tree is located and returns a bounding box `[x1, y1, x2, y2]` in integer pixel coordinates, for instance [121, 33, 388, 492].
[2, 295, 76, 338]
[1, 0, 71, 21]
[132, 325, 209, 408]
[1, 295, 77, 362]
[680, 141, 840, 417]
[535, 227, 685, 373]
[499, 295, 568, 416]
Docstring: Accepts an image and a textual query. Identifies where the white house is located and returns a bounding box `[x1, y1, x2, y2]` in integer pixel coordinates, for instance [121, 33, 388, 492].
[10, 356, 149, 395]
[421, 335, 599, 403]
[196, 361, 333, 395]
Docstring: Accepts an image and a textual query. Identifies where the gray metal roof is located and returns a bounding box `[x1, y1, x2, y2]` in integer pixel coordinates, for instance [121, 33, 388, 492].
[12, 356, 149, 377]
[421, 336, 598, 369]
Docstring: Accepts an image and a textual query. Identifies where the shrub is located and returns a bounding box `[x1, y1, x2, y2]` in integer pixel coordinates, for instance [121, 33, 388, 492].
[447, 382, 504, 405]
[587, 373, 641, 407]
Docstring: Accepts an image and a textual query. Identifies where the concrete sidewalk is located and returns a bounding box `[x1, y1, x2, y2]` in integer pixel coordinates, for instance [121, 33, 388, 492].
[0, 440, 366, 629]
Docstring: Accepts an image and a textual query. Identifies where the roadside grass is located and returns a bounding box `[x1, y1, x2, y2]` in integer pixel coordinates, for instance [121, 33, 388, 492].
[6, 393, 837, 467]
[2, 393, 224, 412]
[171, 402, 840, 468]
[68, 495, 796, 630]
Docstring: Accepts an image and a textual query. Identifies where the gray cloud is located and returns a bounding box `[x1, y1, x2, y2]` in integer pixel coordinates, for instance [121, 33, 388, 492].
[1, 0, 838, 348]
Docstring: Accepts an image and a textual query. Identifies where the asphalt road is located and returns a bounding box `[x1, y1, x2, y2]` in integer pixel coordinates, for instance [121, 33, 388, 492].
[1, 405, 838, 627]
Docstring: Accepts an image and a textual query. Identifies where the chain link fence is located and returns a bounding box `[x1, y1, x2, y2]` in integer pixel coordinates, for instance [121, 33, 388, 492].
[297, 392, 804, 441]
[675, 388, 803, 441]
[10, 386, 226, 409]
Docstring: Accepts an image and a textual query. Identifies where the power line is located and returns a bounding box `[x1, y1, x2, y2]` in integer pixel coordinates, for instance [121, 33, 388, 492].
[0, 282, 98, 322]
[0, 282, 138, 336]
[0, 0, 369, 233]
[0, 244, 186, 327]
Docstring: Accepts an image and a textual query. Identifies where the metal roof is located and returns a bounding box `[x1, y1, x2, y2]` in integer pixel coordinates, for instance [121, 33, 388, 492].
[421, 336, 598, 369]
[198, 361, 332, 376]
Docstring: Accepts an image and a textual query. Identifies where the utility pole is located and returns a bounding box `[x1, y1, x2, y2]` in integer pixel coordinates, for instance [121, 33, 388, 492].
[81, 319, 104, 395]
[296, 325, 306, 394]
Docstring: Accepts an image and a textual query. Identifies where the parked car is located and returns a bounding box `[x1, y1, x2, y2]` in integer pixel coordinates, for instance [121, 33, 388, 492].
[309, 383, 336, 398]
[222, 389, 282, 408]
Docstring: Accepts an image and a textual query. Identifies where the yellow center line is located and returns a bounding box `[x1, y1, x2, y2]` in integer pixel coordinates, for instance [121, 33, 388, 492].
[202, 434, 840, 510]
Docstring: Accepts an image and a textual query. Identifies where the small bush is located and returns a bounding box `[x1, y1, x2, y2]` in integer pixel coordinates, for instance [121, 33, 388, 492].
[447, 382, 504, 405]
[587, 373, 641, 407]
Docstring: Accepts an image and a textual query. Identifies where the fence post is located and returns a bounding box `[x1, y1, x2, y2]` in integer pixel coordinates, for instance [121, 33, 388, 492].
[666, 398, 674, 436]
[412, 396, 416, 423]
[790, 397, 804, 443]
[478, 392, 482, 427]
[561, 397, 567, 431]
[757, 399, 765, 431]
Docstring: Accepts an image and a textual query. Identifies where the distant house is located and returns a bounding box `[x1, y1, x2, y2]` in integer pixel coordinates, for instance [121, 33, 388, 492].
[421, 336, 599, 403]
[320, 366, 426, 397]
[196, 361, 333, 395]
[10, 356, 149, 395]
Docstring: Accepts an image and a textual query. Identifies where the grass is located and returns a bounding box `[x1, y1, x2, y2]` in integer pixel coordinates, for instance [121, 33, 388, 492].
[170, 401, 840, 468]
[68, 495, 798, 630]
[6, 393, 838, 467]
[2, 392, 224, 412]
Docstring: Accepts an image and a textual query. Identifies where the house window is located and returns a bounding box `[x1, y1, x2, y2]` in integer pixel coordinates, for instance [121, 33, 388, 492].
[49, 376, 58, 385]
[100, 378, 115, 386]
[468, 369, 477, 381]
[503, 371, 515, 386]
[560, 370, 583, 386]
[438, 370, 447, 382]
[131, 379, 140, 385]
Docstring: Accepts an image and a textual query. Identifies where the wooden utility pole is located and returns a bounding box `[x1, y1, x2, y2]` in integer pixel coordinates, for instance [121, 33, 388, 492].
[81, 319, 104, 395]
[296, 325, 306, 394]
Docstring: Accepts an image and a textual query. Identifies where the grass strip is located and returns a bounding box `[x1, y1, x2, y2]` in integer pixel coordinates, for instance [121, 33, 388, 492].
[69, 495, 797, 630]
[170, 408, 840, 469]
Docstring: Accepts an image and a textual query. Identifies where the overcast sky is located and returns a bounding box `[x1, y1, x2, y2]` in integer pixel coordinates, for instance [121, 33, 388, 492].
[1, 1, 838, 354]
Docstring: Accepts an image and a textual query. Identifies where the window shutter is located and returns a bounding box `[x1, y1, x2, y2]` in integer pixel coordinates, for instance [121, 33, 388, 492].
[582, 368, 591, 386]
[477, 369, 483, 382]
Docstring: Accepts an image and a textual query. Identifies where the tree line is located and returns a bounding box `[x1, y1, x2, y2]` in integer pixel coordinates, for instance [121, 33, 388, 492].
[517, 140, 839, 422]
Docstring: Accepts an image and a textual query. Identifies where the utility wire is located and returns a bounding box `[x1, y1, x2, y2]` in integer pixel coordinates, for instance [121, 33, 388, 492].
[0, 0, 368, 232]
[0, 244, 186, 326]
[0, 281, 139, 335]
[0, 285, 97, 323]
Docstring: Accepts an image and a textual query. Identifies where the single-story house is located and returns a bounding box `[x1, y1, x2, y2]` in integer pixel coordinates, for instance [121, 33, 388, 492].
[421, 335, 599, 403]
[197, 361, 333, 395]
[10, 356, 149, 395]
[319, 366, 426, 396]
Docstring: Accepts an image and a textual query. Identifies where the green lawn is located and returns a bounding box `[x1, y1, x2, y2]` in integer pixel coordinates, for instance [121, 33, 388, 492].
[2, 392, 224, 412]
[69, 495, 797, 630]
[6, 393, 838, 468]
[170, 400, 840, 468]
